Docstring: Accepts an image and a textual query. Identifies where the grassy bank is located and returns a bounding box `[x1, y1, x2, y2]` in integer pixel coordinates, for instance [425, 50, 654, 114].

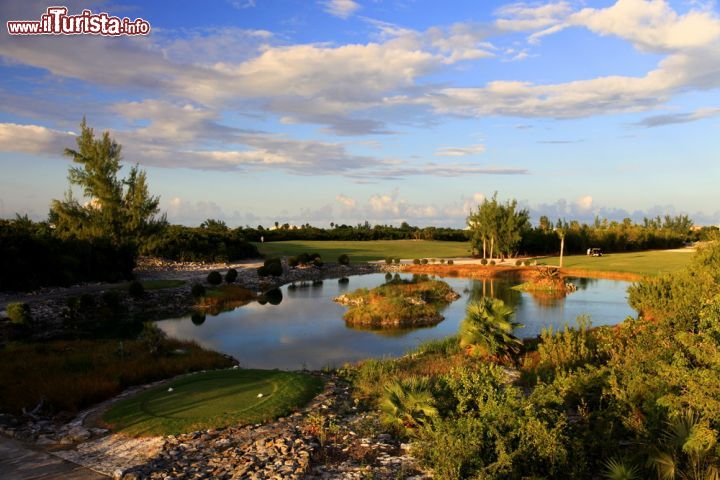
[0, 335, 234, 415]
[254, 240, 471, 263]
[537, 249, 692, 276]
[104, 369, 323, 436]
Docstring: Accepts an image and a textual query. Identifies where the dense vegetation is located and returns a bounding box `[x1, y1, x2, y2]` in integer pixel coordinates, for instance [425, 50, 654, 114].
[344, 241, 720, 479]
[336, 277, 459, 328]
[241, 221, 468, 242]
[140, 223, 258, 262]
[0, 327, 234, 415]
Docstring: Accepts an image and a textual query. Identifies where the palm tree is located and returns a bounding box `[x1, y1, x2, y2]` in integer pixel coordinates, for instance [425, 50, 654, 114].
[604, 457, 641, 480]
[379, 376, 438, 436]
[459, 297, 523, 359]
[649, 411, 720, 480]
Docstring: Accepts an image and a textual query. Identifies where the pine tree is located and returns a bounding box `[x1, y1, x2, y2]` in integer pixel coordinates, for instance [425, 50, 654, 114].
[50, 118, 165, 246]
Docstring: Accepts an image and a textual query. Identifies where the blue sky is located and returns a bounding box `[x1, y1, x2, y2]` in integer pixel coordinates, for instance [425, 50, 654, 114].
[0, 0, 718, 227]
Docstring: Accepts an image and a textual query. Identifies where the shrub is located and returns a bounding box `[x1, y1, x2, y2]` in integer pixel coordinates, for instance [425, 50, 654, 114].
[128, 280, 145, 298]
[207, 271, 222, 285]
[287, 256, 299, 268]
[489, 260, 496, 266]
[297, 253, 310, 265]
[447, 259, 454, 265]
[339, 277, 350, 284]
[102, 290, 122, 309]
[309, 253, 321, 261]
[191, 283, 206, 298]
[225, 268, 238, 283]
[523, 260, 530, 266]
[413, 259, 421, 265]
[258, 258, 283, 277]
[480, 258, 488, 265]
[394, 258, 401, 264]
[516, 259, 522, 266]
[421, 259, 429, 265]
[6, 302, 31, 324]
[338, 254, 350, 266]
[440, 259, 446, 264]
[313, 257, 324, 267]
[385, 257, 392, 265]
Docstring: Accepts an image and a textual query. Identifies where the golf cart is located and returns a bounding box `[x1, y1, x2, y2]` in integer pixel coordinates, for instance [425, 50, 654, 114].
[587, 248, 603, 257]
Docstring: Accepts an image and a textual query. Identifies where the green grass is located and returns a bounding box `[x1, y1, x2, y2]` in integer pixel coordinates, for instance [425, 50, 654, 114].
[103, 369, 323, 436]
[254, 240, 471, 263]
[537, 250, 692, 276]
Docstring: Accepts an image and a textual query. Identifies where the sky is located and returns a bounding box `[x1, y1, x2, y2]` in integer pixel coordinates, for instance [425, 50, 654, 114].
[0, 0, 718, 228]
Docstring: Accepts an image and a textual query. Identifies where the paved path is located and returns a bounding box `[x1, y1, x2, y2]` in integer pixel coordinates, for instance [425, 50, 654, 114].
[0, 436, 107, 479]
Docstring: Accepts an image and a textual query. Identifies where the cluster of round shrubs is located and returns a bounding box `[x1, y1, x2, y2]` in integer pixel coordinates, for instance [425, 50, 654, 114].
[384, 258, 402, 265]
[287, 253, 323, 268]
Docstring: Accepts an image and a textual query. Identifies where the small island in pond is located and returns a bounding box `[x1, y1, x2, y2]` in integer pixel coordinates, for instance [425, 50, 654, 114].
[513, 266, 577, 297]
[334, 277, 460, 328]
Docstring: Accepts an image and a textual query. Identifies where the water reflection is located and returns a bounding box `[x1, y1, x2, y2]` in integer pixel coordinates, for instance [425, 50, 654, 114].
[156, 273, 633, 370]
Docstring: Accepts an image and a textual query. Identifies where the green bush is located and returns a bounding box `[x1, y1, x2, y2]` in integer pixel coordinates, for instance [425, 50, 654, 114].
[6, 302, 31, 324]
[440, 259, 446, 264]
[313, 257, 324, 267]
[523, 260, 531, 266]
[413, 258, 421, 265]
[421, 258, 429, 265]
[288, 256, 299, 267]
[447, 259, 454, 265]
[480, 258, 488, 265]
[385, 257, 392, 265]
[207, 271, 222, 285]
[128, 280, 145, 298]
[489, 260, 496, 266]
[516, 259, 522, 266]
[258, 258, 283, 277]
[338, 254, 350, 265]
[225, 268, 238, 283]
[191, 283, 206, 298]
[394, 258, 401, 264]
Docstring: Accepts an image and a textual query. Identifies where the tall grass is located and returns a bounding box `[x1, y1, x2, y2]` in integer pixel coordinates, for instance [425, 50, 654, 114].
[0, 337, 233, 414]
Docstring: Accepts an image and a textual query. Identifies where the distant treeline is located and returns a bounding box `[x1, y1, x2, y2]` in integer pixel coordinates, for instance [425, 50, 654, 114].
[141, 224, 259, 262]
[238, 221, 469, 242]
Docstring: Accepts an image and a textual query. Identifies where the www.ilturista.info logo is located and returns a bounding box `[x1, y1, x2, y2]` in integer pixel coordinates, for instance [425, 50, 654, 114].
[7, 6, 151, 36]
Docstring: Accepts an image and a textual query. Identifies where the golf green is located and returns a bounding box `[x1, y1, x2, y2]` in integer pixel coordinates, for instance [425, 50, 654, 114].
[103, 369, 323, 436]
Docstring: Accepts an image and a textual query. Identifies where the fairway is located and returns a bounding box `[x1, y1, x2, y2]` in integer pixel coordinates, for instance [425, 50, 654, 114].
[538, 249, 693, 276]
[254, 240, 471, 263]
[103, 369, 322, 436]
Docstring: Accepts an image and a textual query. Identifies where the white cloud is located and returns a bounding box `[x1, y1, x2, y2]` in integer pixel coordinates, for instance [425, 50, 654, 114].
[335, 194, 357, 209]
[575, 195, 593, 211]
[322, 0, 360, 19]
[435, 143, 486, 156]
[634, 106, 720, 126]
[0, 123, 75, 155]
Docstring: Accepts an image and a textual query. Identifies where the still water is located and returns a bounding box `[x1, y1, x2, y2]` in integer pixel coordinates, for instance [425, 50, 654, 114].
[156, 274, 633, 370]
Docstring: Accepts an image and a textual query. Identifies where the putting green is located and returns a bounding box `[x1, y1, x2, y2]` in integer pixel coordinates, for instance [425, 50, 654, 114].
[103, 369, 322, 436]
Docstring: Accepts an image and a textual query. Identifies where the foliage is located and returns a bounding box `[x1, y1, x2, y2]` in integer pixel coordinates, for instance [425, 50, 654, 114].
[458, 298, 523, 359]
[225, 268, 238, 283]
[207, 271, 222, 285]
[128, 280, 145, 298]
[6, 302, 31, 324]
[141, 224, 259, 262]
[191, 283, 206, 298]
[339, 278, 459, 328]
[379, 376, 438, 436]
[257, 258, 283, 277]
[0, 217, 136, 291]
[50, 118, 165, 247]
[338, 254, 350, 265]
[467, 192, 530, 259]
[0, 337, 233, 415]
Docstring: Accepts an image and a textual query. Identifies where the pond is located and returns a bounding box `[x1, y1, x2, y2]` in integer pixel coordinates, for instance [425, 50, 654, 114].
[156, 273, 634, 370]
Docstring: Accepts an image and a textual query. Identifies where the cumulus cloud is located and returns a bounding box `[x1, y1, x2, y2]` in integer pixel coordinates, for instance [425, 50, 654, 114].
[322, 0, 360, 19]
[0, 123, 75, 155]
[335, 194, 357, 209]
[435, 144, 486, 156]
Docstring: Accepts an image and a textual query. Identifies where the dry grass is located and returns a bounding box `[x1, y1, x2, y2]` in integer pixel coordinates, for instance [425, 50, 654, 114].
[0, 338, 233, 415]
